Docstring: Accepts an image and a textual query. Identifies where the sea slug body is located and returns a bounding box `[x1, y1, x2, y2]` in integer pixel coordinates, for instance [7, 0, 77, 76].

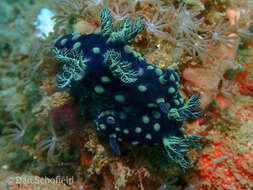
[53, 7, 203, 171]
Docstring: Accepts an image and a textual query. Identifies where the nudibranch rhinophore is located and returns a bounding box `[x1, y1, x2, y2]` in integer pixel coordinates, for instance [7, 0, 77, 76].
[53, 7, 203, 171]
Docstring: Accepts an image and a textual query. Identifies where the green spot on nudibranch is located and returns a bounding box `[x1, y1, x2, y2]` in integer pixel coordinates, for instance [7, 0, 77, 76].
[115, 127, 121, 132]
[147, 65, 154, 70]
[101, 76, 110, 84]
[109, 133, 117, 138]
[167, 66, 174, 70]
[134, 52, 144, 60]
[156, 98, 165, 104]
[176, 82, 180, 88]
[168, 87, 175, 94]
[138, 68, 144, 76]
[73, 42, 81, 50]
[60, 38, 67, 46]
[142, 115, 150, 124]
[179, 127, 185, 132]
[170, 74, 175, 81]
[155, 68, 163, 76]
[94, 85, 104, 94]
[133, 51, 139, 57]
[153, 123, 160, 131]
[99, 124, 106, 130]
[153, 111, 161, 119]
[118, 138, 123, 142]
[92, 47, 100, 54]
[135, 127, 142, 133]
[174, 99, 180, 105]
[138, 85, 147, 92]
[145, 133, 152, 140]
[123, 129, 129, 134]
[71, 32, 81, 41]
[159, 76, 167, 85]
[115, 94, 125, 103]
[124, 45, 132, 54]
[124, 45, 144, 60]
[147, 103, 157, 108]
[132, 141, 139, 146]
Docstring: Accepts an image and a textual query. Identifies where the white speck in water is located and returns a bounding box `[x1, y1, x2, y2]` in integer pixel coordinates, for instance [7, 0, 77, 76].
[34, 8, 55, 39]
[2, 165, 8, 170]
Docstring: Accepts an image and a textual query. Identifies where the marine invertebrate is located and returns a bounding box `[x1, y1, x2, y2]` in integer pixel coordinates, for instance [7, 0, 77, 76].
[167, 4, 204, 40]
[96, 103, 202, 171]
[54, 48, 90, 88]
[176, 35, 215, 62]
[53, 7, 203, 171]
[138, 5, 170, 39]
[36, 119, 71, 162]
[207, 18, 237, 47]
[1, 113, 32, 146]
[109, 2, 130, 23]
[1, 0, 253, 189]
[53, 0, 87, 28]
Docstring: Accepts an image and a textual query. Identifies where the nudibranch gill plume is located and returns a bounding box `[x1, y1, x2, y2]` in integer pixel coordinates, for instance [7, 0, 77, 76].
[53, 7, 203, 171]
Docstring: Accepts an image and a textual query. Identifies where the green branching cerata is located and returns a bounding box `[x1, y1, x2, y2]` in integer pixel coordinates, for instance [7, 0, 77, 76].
[53, 48, 89, 88]
[101, 6, 146, 43]
[168, 93, 202, 121]
[104, 49, 139, 83]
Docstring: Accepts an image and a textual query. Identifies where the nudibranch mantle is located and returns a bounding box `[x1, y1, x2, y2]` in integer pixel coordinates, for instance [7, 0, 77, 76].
[53, 7, 203, 171]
